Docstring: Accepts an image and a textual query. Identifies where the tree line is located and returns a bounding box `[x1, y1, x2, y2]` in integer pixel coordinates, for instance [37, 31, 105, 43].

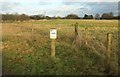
[1, 12, 120, 22]
[2, 13, 30, 22]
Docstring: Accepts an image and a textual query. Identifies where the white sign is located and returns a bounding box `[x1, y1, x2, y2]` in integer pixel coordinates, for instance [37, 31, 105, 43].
[50, 28, 57, 39]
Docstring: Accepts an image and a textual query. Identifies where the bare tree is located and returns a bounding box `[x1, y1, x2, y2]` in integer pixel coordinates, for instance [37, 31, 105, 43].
[95, 13, 100, 20]
[101, 13, 113, 19]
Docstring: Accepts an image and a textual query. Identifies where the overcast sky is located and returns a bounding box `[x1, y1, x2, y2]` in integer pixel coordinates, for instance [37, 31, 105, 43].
[0, 0, 119, 17]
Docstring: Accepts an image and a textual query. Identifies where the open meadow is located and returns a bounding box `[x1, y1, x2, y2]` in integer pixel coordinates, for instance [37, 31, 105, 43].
[2, 19, 119, 75]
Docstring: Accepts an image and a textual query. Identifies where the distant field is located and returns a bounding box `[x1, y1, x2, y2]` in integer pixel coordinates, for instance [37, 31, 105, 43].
[2, 19, 119, 75]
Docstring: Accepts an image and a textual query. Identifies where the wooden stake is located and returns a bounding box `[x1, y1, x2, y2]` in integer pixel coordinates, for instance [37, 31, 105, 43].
[72, 23, 79, 45]
[51, 39, 55, 57]
[85, 28, 88, 46]
[75, 22, 79, 38]
[106, 33, 111, 61]
[105, 33, 113, 75]
[32, 28, 34, 33]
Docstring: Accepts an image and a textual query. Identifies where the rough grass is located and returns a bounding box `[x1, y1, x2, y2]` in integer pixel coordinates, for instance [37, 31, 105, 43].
[2, 19, 118, 75]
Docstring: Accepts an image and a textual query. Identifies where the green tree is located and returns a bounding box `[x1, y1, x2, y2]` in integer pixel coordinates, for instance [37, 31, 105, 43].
[65, 14, 80, 19]
[83, 14, 93, 19]
[110, 12, 114, 17]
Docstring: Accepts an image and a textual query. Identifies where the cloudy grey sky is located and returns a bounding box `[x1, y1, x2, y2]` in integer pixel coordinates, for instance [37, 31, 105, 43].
[0, 0, 119, 17]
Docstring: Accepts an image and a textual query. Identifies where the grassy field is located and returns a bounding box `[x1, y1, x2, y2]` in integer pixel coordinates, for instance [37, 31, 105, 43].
[2, 19, 119, 75]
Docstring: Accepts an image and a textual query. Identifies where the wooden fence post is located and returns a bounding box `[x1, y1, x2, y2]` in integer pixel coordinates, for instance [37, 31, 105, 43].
[72, 22, 79, 45]
[106, 33, 111, 62]
[75, 22, 79, 38]
[32, 28, 34, 33]
[85, 28, 88, 46]
[105, 33, 114, 75]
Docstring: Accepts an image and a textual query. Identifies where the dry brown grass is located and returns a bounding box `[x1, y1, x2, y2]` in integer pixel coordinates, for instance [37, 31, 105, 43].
[2, 19, 118, 75]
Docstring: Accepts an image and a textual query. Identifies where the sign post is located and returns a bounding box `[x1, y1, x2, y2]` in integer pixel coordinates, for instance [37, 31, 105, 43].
[50, 28, 57, 57]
